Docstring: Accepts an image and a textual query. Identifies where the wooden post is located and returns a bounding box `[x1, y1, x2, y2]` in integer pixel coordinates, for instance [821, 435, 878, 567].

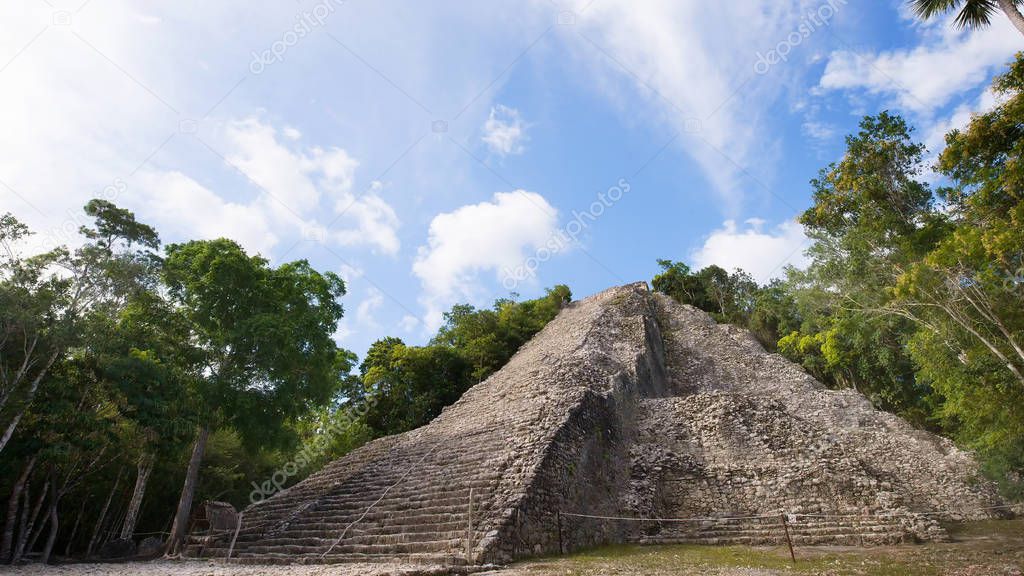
[226, 511, 243, 562]
[556, 511, 564, 555]
[780, 513, 796, 564]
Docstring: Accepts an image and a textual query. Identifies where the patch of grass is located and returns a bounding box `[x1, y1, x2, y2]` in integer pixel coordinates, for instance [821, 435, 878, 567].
[502, 520, 1024, 576]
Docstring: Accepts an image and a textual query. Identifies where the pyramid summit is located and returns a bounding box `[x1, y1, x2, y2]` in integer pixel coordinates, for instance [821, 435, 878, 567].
[198, 283, 1003, 566]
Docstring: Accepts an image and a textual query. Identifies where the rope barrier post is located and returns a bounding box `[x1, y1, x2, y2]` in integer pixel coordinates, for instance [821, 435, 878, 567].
[780, 513, 796, 564]
[226, 511, 243, 562]
[557, 511, 564, 555]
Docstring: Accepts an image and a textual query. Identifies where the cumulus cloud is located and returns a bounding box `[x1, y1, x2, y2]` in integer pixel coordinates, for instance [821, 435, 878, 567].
[220, 118, 400, 254]
[413, 190, 559, 330]
[0, 2, 406, 261]
[134, 170, 279, 255]
[692, 218, 809, 283]
[124, 117, 401, 256]
[818, 15, 1018, 114]
[481, 105, 528, 157]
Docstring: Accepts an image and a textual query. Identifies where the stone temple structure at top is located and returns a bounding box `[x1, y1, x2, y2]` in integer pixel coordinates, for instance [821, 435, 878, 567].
[197, 283, 1003, 566]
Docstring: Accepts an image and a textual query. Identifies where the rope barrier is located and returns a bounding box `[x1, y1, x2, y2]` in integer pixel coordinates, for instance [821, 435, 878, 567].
[560, 512, 778, 522]
[318, 441, 444, 560]
[558, 503, 1022, 525]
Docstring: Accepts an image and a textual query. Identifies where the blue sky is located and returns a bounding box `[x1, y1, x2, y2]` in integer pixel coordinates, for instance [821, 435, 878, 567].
[2, 0, 1020, 359]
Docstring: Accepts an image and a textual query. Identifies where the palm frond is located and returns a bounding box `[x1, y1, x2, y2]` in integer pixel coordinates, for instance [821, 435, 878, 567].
[909, 0, 961, 19]
[953, 0, 998, 29]
[909, 0, 999, 29]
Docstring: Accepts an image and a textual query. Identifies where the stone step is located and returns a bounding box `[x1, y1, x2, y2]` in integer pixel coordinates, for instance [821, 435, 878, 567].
[269, 509, 473, 532]
[220, 536, 463, 556]
[224, 550, 471, 566]
[215, 528, 468, 550]
[262, 519, 470, 539]
[241, 488, 499, 529]
[248, 473, 501, 512]
[294, 495, 488, 519]
[208, 528, 468, 549]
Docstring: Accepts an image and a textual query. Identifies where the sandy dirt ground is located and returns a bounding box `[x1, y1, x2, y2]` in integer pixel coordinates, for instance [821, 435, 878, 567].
[0, 560, 447, 576]
[1, 520, 1021, 576]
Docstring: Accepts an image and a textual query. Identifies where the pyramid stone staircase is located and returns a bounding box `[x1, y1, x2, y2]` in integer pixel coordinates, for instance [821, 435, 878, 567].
[195, 283, 1004, 566]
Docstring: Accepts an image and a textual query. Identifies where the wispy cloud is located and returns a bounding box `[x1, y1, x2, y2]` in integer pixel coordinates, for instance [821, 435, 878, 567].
[482, 104, 529, 157]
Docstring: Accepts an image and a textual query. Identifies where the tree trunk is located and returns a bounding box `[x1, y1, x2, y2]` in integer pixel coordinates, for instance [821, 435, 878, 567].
[120, 453, 154, 541]
[165, 426, 209, 556]
[0, 349, 60, 455]
[86, 466, 123, 558]
[13, 478, 48, 563]
[998, 0, 1024, 36]
[64, 498, 86, 558]
[39, 483, 59, 565]
[0, 412, 25, 455]
[11, 482, 30, 564]
[1, 455, 36, 562]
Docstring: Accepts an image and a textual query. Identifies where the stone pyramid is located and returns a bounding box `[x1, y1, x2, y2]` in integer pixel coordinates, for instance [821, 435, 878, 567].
[197, 283, 1002, 566]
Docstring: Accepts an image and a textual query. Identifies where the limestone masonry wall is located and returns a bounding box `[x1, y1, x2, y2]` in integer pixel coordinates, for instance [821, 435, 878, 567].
[196, 283, 1005, 567]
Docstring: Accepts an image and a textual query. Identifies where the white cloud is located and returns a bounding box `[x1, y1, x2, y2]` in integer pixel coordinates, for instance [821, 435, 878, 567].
[134, 170, 279, 255]
[333, 321, 353, 343]
[220, 117, 400, 254]
[413, 190, 558, 330]
[337, 262, 365, 282]
[355, 287, 384, 329]
[399, 314, 419, 332]
[331, 182, 401, 255]
[481, 104, 528, 156]
[692, 218, 809, 283]
[818, 15, 1018, 114]
[802, 120, 836, 141]
[922, 87, 1005, 156]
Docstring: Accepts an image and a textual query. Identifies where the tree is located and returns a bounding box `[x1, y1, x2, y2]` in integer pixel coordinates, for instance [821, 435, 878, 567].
[781, 112, 945, 418]
[652, 261, 785, 346]
[0, 200, 160, 453]
[92, 294, 198, 542]
[887, 55, 1024, 494]
[432, 285, 570, 382]
[161, 239, 348, 555]
[909, 0, 1024, 36]
[359, 339, 471, 436]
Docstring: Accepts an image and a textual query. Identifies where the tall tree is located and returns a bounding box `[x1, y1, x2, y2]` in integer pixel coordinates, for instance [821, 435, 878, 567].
[161, 239, 348, 555]
[0, 201, 159, 453]
[892, 56, 1024, 494]
[91, 293, 197, 541]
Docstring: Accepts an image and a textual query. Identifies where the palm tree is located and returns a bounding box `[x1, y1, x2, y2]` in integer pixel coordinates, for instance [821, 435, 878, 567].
[909, 0, 1024, 37]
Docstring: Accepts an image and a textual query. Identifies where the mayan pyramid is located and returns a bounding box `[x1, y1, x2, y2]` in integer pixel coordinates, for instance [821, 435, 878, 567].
[197, 283, 1003, 566]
